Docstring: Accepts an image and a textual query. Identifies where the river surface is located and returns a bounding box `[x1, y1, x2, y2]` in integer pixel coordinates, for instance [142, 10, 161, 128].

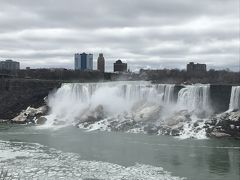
[0, 124, 239, 180]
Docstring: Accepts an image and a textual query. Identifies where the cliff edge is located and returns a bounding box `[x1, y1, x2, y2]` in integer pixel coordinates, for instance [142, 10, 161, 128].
[0, 78, 60, 119]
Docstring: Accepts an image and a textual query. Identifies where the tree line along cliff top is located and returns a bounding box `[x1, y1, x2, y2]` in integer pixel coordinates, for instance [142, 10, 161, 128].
[0, 68, 239, 85]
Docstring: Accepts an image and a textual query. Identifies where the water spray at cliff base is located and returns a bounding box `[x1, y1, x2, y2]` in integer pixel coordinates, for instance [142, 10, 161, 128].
[41, 81, 237, 139]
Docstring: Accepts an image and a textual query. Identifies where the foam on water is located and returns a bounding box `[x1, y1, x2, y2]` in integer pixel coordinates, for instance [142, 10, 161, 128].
[0, 140, 186, 180]
[177, 116, 208, 140]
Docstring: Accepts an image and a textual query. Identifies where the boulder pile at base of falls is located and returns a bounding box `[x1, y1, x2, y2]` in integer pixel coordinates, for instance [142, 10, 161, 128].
[205, 110, 240, 138]
[75, 102, 165, 134]
[8, 104, 240, 139]
[205, 86, 240, 138]
[74, 105, 210, 137]
[11, 106, 48, 125]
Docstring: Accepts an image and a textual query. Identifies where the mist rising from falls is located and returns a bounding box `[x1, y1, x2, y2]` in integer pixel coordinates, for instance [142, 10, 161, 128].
[46, 82, 175, 125]
[229, 86, 240, 111]
[45, 81, 212, 138]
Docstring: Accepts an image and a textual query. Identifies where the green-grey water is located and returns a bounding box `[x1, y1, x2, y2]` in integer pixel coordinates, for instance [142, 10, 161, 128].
[0, 124, 239, 180]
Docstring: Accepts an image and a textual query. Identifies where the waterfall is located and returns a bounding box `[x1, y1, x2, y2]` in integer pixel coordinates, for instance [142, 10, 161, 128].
[45, 82, 214, 126]
[46, 81, 176, 126]
[39, 81, 218, 139]
[156, 84, 175, 104]
[177, 84, 211, 114]
[229, 86, 240, 111]
[175, 84, 211, 139]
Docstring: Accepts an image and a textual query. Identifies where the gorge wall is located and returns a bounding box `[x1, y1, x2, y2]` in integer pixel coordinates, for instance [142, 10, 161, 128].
[209, 85, 232, 113]
[0, 78, 60, 119]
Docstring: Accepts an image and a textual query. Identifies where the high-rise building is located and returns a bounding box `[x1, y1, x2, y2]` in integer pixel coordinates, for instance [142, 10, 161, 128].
[97, 53, 105, 72]
[74, 53, 93, 71]
[113, 60, 127, 72]
[0, 59, 20, 71]
[187, 62, 207, 73]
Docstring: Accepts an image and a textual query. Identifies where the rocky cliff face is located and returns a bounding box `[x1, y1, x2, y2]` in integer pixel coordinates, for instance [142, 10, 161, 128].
[0, 78, 60, 119]
[210, 85, 232, 113]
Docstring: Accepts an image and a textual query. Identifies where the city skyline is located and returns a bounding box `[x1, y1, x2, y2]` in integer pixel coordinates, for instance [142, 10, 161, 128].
[0, 0, 239, 72]
[0, 53, 237, 73]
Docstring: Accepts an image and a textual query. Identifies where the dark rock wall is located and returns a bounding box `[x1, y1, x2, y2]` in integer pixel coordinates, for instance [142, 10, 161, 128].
[0, 78, 60, 119]
[173, 85, 184, 102]
[210, 85, 232, 113]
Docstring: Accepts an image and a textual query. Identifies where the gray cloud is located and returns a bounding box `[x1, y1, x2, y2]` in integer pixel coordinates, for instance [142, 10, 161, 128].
[0, 0, 239, 71]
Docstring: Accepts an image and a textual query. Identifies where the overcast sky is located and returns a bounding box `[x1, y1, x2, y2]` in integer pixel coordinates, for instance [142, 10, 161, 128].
[0, 0, 239, 72]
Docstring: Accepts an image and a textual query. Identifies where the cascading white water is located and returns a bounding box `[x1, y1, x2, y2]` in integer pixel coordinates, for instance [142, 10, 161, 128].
[177, 84, 211, 114]
[156, 84, 175, 104]
[46, 81, 176, 126]
[175, 84, 212, 139]
[44, 81, 214, 139]
[229, 86, 240, 111]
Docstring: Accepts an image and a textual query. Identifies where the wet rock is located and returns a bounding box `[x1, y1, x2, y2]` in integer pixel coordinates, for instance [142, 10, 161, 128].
[203, 125, 209, 129]
[170, 128, 181, 136]
[209, 132, 231, 138]
[143, 124, 159, 135]
[206, 111, 240, 138]
[132, 102, 162, 122]
[0, 119, 9, 124]
[193, 122, 199, 127]
[11, 106, 48, 124]
[75, 105, 105, 126]
[165, 110, 191, 125]
[94, 105, 105, 119]
[159, 126, 171, 136]
[205, 118, 217, 126]
[112, 120, 137, 132]
[36, 117, 47, 125]
[157, 110, 190, 136]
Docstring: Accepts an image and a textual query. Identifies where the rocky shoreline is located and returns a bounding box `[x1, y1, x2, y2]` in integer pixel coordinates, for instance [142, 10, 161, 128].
[11, 106, 48, 125]
[5, 104, 240, 139]
[205, 111, 240, 138]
